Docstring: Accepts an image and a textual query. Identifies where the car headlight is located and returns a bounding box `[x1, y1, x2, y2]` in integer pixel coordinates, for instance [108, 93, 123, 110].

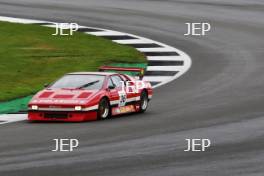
[74, 106, 82, 111]
[31, 105, 38, 110]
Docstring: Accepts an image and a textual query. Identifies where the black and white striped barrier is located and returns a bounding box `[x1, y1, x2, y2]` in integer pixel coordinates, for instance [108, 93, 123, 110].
[0, 16, 192, 124]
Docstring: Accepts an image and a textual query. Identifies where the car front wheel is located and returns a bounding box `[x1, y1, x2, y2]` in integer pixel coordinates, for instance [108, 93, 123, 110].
[97, 98, 110, 120]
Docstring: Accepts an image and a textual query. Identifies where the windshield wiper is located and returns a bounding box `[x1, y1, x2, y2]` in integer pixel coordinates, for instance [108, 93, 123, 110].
[77, 80, 100, 89]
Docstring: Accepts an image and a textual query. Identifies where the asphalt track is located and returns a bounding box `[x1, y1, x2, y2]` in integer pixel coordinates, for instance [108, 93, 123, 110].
[0, 0, 264, 175]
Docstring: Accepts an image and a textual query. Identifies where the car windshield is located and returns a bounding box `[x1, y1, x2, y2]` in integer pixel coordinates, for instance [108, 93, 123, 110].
[49, 74, 105, 90]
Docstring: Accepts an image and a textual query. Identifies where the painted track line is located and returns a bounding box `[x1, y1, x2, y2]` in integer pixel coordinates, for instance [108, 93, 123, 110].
[137, 48, 176, 52]
[113, 39, 154, 44]
[147, 66, 184, 71]
[143, 76, 173, 82]
[0, 114, 27, 125]
[0, 16, 192, 124]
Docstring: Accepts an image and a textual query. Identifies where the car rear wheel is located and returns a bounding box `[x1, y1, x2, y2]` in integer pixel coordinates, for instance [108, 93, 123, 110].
[97, 98, 110, 120]
[139, 91, 148, 113]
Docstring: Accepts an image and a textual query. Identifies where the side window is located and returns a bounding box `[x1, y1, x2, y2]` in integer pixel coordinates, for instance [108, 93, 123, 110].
[119, 74, 129, 82]
[111, 75, 123, 88]
[107, 77, 114, 87]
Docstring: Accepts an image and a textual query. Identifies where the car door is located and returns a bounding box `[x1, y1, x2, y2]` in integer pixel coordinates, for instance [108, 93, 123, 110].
[110, 75, 126, 107]
[120, 74, 139, 104]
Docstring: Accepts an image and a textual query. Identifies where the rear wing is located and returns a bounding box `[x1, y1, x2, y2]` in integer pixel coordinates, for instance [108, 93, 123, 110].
[99, 66, 145, 80]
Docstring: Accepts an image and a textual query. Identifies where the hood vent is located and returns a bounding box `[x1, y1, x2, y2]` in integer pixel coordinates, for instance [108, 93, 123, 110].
[39, 92, 54, 98]
[53, 94, 74, 99]
[77, 92, 92, 98]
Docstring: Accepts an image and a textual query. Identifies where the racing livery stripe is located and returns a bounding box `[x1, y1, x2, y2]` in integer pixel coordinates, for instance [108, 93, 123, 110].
[84, 105, 99, 111]
[110, 100, 120, 105]
[127, 96, 141, 102]
[28, 105, 99, 112]
[110, 96, 141, 106]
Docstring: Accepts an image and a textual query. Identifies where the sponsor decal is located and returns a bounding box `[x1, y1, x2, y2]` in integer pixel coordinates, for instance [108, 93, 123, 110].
[112, 105, 135, 115]
[118, 92, 127, 107]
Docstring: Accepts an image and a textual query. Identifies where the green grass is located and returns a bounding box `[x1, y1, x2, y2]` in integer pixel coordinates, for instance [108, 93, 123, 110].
[0, 21, 146, 102]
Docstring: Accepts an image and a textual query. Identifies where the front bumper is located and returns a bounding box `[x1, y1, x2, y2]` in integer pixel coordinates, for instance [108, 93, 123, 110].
[28, 110, 97, 122]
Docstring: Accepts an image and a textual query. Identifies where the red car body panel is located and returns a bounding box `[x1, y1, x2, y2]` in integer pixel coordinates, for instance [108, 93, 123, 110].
[28, 72, 153, 122]
[28, 111, 98, 122]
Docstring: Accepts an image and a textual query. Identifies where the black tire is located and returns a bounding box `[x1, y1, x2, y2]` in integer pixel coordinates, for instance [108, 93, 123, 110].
[139, 91, 148, 113]
[97, 98, 110, 120]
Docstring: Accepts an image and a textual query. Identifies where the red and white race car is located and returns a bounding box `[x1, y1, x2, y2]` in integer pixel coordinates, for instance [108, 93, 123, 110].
[28, 70, 153, 122]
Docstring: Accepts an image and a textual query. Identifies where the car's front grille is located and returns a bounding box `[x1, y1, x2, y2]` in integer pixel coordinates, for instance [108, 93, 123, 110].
[44, 113, 68, 119]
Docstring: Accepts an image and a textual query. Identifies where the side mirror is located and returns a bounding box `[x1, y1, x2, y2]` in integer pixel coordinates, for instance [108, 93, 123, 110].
[108, 85, 116, 90]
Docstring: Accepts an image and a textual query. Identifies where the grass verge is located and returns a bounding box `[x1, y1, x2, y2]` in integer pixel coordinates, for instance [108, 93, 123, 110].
[0, 21, 146, 102]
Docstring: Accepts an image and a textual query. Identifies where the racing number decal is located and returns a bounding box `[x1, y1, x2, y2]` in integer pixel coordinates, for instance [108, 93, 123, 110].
[118, 92, 127, 107]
